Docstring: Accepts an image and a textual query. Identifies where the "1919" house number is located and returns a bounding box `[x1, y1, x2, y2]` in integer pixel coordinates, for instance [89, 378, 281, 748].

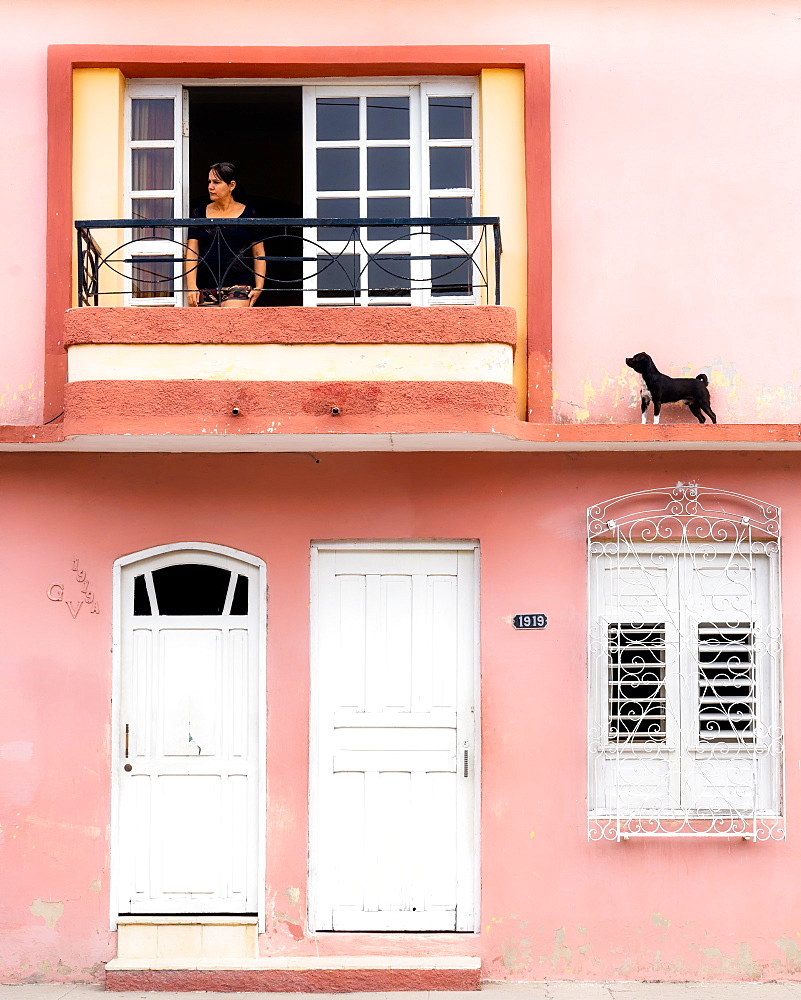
[512, 614, 548, 629]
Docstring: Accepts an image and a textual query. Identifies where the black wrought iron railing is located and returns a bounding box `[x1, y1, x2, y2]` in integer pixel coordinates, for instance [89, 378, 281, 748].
[74, 217, 502, 307]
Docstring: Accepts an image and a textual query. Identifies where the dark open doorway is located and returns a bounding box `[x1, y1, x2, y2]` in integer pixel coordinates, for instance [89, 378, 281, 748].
[188, 87, 303, 305]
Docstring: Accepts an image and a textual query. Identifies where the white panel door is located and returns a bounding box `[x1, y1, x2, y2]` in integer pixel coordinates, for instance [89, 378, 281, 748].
[117, 551, 260, 914]
[310, 544, 479, 932]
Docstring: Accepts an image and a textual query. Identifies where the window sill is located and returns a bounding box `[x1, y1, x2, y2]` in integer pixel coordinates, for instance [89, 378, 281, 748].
[589, 815, 785, 841]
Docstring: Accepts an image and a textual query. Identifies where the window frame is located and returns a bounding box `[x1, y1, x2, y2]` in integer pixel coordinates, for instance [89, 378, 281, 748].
[123, 81, 186, 305]
[587, 486, 784, 841]
[121, 77, 482, 308]
[300, 78, 480, 306]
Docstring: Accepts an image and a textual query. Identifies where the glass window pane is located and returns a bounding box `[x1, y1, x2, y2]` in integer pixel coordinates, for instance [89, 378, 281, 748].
[316, 198, 360, 241]
[367, 197, 410, 241]
[132, 197, 174, 240]
[132, 255, 175, 299]
[367, 97, 409, 140]
[133, 575, 152, 616]
[230, 575, 249, 615]
[428, 96, 472, 139]
[430, 147, 471, 190]
[430, 197, 472, 241]
[367, 147, 410, 191]
[317, 97, 360, 141]
[431, 255, 472, 296]
[131, 99, 174, 141]
[317, 253, 361, 298]
[132, 148, 174, 192]
[317, 148, 359, 191]
[368, 255, 411, 297]
[151, 564, 232, 615]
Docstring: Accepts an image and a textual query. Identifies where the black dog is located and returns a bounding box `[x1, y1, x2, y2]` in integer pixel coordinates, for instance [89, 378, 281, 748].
[625, 352, 717, 425]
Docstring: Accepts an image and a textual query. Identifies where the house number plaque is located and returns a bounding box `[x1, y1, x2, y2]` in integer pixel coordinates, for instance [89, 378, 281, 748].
[512, 614, 548, 629]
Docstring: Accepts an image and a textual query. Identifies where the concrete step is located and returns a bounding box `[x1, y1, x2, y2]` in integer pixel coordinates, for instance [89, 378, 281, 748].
[116, 917, 259, 963]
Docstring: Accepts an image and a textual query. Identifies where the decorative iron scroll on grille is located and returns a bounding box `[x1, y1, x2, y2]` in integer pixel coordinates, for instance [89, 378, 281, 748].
[587, 485, 784, 841]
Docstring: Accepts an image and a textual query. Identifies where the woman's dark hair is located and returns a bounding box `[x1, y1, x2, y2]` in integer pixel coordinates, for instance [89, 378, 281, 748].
[208, 162, 239, 185]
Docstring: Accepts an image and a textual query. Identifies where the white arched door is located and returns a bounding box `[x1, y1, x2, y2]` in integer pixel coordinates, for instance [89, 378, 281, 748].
[115, 545, 264, 916]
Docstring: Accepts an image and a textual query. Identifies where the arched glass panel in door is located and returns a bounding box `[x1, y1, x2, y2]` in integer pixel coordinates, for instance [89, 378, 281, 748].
[133, 563, 250, 616]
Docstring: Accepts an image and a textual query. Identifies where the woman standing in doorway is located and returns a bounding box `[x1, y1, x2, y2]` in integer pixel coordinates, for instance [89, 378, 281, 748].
[186, 162, 266, 306]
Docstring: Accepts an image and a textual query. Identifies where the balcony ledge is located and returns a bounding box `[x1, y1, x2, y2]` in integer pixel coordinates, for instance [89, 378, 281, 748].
[64, 306, 518, 347]
[64, 306, 518, 421]
[1, 420, 801, 453]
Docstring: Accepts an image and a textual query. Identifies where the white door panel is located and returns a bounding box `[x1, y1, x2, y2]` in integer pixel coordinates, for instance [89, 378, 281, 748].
[310, 544, 478, 932]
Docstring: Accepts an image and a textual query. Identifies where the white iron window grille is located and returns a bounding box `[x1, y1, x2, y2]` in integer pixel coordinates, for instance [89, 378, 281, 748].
[587, 485, 784, 841]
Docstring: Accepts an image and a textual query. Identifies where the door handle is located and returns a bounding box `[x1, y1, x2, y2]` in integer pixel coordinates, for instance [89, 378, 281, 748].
[124, 724, 132, 771]
[462, 741, 469, 778]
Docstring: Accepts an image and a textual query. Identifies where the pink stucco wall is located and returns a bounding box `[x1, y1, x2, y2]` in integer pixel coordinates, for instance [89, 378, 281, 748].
[5, 0, 801, 424]
[2, 450, 801, 983]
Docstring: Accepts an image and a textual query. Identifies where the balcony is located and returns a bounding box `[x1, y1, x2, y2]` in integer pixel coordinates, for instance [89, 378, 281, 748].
[76, 216, 502, 308]
[66, 217, 518, 441]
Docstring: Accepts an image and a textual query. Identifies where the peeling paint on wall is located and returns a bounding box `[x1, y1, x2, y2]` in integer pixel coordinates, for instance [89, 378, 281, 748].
[546, 926, 574, 971]
[483, 915, 801, 983]
[29, 899, 64, 929]
[754, 380, 801, 422]
[0, 380, 43, 425]
[776, 937, 801, 973]
[556, 354, 801, 425]
[265, 887, 305, 944]
[501, 936, 532, 972]
[701, 943, 762, 979]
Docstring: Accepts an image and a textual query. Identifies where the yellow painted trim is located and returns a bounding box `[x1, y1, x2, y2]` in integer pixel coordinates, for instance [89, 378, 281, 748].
[479, 69, 527, 418]
[72, 68, 125, 305]
[67, 343, 514, 384]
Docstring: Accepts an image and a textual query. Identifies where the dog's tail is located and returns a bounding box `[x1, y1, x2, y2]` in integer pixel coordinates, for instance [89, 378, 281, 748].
[696, 373, 709, 386]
